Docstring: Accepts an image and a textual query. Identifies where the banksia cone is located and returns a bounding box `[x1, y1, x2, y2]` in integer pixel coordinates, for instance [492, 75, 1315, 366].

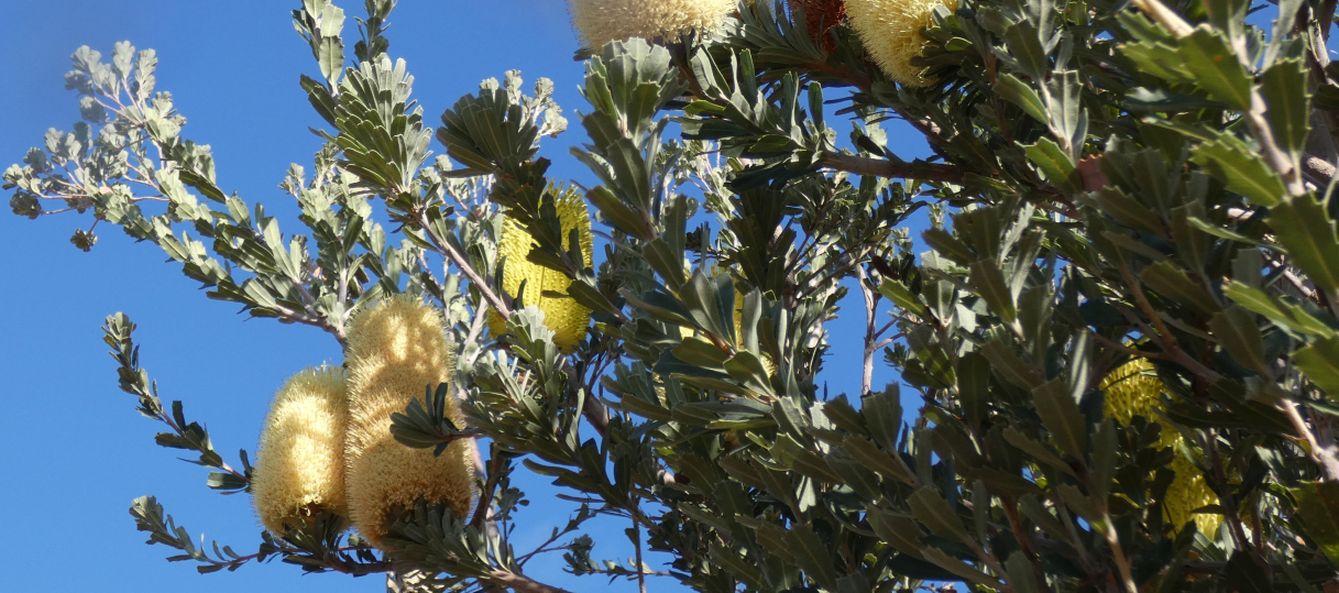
[345, 297, 475, 547]
[252, 367, 349, 536]
[491, 193, 594, 353]
[1101, 358, 1222, 535]
[570, 0, 737, 48]
[845, 0, 956, 86]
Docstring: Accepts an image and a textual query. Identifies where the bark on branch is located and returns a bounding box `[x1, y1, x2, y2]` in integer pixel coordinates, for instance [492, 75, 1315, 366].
[819, 152, 964, 183]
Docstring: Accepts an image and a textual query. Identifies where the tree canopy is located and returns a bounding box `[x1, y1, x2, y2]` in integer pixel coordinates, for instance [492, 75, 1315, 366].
[7, 0, 1339, 591]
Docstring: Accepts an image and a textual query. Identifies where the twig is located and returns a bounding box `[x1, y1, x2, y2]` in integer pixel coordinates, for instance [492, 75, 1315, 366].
[632, 513, 648, 593]
[484, 570, 576, 593]
[1100, 512, 1138, 593]
[857, 266, 878, 396]
[819, 152, 964, 183]
[416, 211, 514, 318]
[1281, 399, 1339, 481]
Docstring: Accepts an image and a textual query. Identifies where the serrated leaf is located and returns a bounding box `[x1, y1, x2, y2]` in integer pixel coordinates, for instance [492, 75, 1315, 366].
[1190, 135, 1286, 207]
[1295, 481, 1339, 567]
[1033, 378, 1088, 459]
[1268, 194, 1339, 293]
[1023, 137, 1077, 191]
[1260, 59, 1310, 158]
[1295, 337, 1339, 397]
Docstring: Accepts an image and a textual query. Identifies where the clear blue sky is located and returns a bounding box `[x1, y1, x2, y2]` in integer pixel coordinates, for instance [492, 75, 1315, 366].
[0, 2, 914, 591]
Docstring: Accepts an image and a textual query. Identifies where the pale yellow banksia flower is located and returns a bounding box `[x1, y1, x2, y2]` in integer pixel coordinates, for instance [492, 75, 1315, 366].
[1100, 358, 1222, 535]
[845, 0, 957, 86]
[570, 0, 737, 48]
[344, 297, 475, 547]
[251, 367, 349, 536]
[491, 193, 594, 353]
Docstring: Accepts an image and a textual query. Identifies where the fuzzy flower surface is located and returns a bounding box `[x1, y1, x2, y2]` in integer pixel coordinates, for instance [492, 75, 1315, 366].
[570, 0, 736, 48]
[845, 0, 956, 86]
[1100, 358, 1222, 535]
[251, 367, 349, 536]
[344, 297, 475, 547]
[491, 193, 594, 353]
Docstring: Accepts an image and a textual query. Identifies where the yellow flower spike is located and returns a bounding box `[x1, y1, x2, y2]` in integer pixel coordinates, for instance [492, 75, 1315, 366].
[845, 0, 958, 86]
[569, 0, 737, 49]
[252, 367, 349, 536]
[1165, 457, 1223, 535]
[490, 192, 594, 353]
[344, 297, 475, 548]
[1100, 358, 1222, 535]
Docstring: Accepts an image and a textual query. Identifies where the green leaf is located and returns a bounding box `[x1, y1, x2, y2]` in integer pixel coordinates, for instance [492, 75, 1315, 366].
[1033, 378, 1088, 460]
[1293, 481, 1339, 567]
[1177, 27, 1252, 109]
[1224, 551, 1273, 593]
[1224, 281, 1335, 339]
[1268, 194, 1339, 293]
[1260, 59, 1310, 159]
[1210, 306, 1268, 372]
[995, 73, 1047, 124]
[1005, 551, 1041, 593]
[1295, 337, 1339, 397]
[1139, 259, 1217, 316]
[1190, 135, 1286, 207]
[970, 259, 1018, 323]
[1023, 137, 1078, 191]
[908, 486, 968, 543]
[866, 508, 923, 555]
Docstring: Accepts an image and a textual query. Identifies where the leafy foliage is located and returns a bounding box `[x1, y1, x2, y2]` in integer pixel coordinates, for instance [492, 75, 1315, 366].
[10, 0, 1339, 591]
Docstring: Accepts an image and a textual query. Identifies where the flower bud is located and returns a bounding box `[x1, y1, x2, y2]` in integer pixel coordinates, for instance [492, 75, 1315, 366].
[252, 367, 348, 536]
[344, 297, 475, 547]
[491, 192, 594, 353]
[845, 0, 956, 86]
[570, 0, 737, 48]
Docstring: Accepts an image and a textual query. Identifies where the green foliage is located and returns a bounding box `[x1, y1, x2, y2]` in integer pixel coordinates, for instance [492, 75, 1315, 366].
[11, 0, 1339, 591]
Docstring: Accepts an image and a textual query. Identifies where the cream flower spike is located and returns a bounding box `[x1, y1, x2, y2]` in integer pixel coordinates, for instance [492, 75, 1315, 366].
[570, 0, 738, 48]
[343, 296, 475, 548]
[252, 366, 349, 536]
[845, 0, 957, 86]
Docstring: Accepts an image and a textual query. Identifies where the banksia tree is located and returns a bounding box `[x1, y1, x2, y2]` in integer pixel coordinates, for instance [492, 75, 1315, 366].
[251, 366, 350, 536]
[13, 0, 1339, 590]
[344, 297, 474, 548]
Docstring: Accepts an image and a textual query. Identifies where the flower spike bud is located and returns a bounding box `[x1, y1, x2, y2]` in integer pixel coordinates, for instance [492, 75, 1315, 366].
[570, 0, 737, 49]
[344, 297, 475, 548]
[845, 0, 957, 86]
[252, 366, 349, 536]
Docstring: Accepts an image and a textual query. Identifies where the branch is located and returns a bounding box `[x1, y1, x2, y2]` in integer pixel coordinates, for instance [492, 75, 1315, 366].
[484, 570, 576, 593]
[819, 152, 964, 183]
[416, 210, 514, 318]
[1281, 399, 1339, 481]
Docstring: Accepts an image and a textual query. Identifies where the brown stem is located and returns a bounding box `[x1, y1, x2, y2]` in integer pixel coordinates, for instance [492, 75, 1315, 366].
[1281, 399, 1339, 481]
[416, 211, 513, 318]
[1100, 512, 1138, 593]
[819, 152, 964, 183]
[857, 266, 878, 396]
[485, 570, 577, 593]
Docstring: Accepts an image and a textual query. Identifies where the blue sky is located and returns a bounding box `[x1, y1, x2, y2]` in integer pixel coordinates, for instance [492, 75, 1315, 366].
[0, 2, 912, 591]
